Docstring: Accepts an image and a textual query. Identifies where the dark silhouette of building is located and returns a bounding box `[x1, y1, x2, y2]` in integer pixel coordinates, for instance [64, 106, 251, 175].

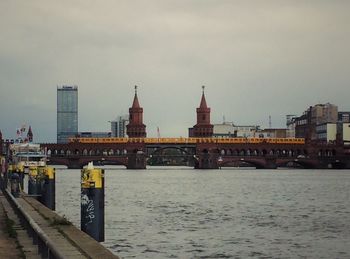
[189, 86, 213, 137]
[126, 86, 147, 138]
[27, 126, 33, 142]
[0, 130, 3, 155]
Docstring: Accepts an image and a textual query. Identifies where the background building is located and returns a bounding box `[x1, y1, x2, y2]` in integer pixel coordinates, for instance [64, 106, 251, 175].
[213, 122, 235, 137]
[57, 86, 78, 143]
[110, 115, 129, 137]
[316, 123, 337, 142]
[77, 132, 111, 138]
[295, 103, 338, 140]
[259, 128, 287, 138]
[213, 122, 260, 138]
[340, 123, 350, 145]
[286, 115, 297, 138]
[338, 112, 350, 123]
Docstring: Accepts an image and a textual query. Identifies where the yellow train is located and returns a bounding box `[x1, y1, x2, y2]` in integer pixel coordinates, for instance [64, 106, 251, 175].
[69, 137, 305, 145]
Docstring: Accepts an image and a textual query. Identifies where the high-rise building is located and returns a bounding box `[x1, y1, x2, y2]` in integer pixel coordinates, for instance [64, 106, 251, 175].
[57, 86, 78, 143]
[111, 115, 129, 137]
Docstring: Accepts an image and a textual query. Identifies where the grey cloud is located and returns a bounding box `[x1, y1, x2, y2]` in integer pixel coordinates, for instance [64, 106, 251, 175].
[0, 0, 349, 142]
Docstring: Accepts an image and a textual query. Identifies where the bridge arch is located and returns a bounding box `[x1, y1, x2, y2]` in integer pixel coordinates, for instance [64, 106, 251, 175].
[149, 146, 194, 156]
[220, 158, 267, 169]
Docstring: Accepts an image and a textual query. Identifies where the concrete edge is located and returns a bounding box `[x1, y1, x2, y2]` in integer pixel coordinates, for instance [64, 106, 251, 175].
[22, 196, 119, 259]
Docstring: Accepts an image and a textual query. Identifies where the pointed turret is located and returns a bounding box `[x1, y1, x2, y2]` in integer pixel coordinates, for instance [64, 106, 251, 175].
[189, 86, 213, 137]
[126, 86, 147, 138]
[27, 126, 33, 142]
[131, 88, 141, 109]
[199, 88, 208, 109]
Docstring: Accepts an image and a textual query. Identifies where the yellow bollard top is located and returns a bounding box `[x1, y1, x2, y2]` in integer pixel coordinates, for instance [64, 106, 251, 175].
[8, 164, 16, 172]
[29, 166, 38, 176]
[16, 163, 24, 173]
[81, 168, 104, 189]
[44, 167, 55, 180]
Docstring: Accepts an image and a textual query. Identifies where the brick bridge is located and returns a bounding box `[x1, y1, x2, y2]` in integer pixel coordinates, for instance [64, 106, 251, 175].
[41, 139, 350, 169]
[12, 87, 350, 169]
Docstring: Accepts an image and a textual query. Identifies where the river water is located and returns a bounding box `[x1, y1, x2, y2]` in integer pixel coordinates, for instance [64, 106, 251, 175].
[50, 167, 350, 258]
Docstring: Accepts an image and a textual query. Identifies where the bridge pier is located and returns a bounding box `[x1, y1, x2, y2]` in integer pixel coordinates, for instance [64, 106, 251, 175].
[127, 153, 146, 169]
[67, 158, 83, 169]
[264, 157, 277, 169]
[196, 153, 219, 169]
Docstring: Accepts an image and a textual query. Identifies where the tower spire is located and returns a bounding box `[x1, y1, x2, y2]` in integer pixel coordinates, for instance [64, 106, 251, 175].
[132, 85, 140, 108]
[199, 85, 208, 109]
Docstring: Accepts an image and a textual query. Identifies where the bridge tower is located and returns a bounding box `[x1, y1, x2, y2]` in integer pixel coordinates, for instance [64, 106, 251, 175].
[192, 86, 213, 137]
[126, 86, 147, 169]
[126, 86, 147, 138]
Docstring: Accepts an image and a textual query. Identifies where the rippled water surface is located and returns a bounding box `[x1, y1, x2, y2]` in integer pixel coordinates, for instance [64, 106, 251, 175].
[54, 167, 350, 258]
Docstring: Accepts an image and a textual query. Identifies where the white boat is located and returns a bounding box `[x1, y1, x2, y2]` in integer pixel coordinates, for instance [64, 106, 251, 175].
[9, 143, 47, 172]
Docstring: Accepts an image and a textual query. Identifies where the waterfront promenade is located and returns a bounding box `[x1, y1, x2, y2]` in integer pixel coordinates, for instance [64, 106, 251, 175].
[0, 192, 22, 258]
[0, 188, 119, 259]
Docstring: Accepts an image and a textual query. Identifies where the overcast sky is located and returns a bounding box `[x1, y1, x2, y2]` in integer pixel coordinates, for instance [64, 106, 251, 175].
[1, 0, 349, 142]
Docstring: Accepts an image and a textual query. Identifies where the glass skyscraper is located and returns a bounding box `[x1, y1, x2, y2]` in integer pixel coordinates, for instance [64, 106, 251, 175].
[57, 86, 78, 143]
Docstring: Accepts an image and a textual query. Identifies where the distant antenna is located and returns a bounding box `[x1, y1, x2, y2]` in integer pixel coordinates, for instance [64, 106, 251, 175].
[157, 126, 160, 139]
[269, 115, 272, 129]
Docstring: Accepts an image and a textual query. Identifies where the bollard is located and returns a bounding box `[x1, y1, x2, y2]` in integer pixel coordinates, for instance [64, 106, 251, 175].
[16, 163, 25, 191]
[81, 163, 105, 242]
[10, 171, 20, 197]
[0, 157, 4, 190]
[28, 166, 40, 197]
[4, 163, 14, 190]
[40, 167, 55, 210]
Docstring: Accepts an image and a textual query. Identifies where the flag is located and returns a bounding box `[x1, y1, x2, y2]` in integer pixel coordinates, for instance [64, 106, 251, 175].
[20, 123, 26, 132]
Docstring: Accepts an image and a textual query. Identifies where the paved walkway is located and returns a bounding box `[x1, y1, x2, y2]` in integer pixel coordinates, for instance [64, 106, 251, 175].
[1, 189, 119, 259]
[0, 193, 22, 258]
